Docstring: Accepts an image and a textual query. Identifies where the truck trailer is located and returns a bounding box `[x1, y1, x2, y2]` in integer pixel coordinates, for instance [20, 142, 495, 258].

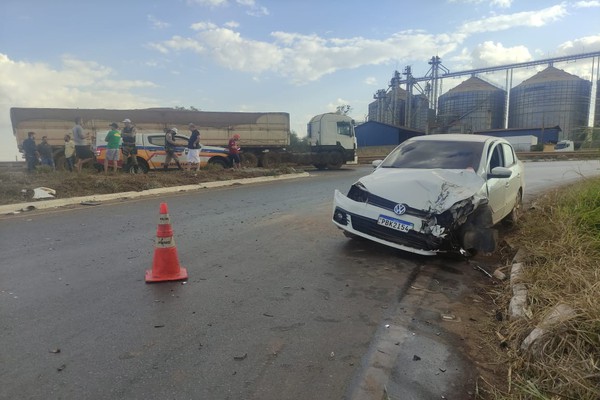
[10, 107, 357, 170]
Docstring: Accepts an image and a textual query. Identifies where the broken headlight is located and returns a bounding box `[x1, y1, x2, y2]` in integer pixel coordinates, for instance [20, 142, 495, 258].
[347, 182, 369, 203]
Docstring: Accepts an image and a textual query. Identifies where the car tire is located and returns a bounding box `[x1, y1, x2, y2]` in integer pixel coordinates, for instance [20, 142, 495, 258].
[125, 159, 149, 174]
[208, 157, 228, 169]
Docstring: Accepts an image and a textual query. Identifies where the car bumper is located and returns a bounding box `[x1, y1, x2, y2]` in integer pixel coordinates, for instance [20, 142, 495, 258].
[332, 190, 444, 256]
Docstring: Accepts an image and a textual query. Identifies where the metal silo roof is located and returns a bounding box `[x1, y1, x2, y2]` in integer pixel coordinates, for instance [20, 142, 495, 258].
[516, 66, 586, 86]
[445, 76, 503, 94]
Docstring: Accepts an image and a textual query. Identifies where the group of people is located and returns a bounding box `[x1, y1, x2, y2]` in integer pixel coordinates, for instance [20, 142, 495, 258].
[22, 132, 56, 172]
[22, 117, 242, 173]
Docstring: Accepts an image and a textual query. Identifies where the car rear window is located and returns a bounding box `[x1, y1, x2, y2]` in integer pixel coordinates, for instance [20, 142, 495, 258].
[380, 140, 485, 169]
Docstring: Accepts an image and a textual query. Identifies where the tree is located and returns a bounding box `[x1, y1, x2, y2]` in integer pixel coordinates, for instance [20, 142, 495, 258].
[335, 105, 352, 115]
[289, 130, 309, 152]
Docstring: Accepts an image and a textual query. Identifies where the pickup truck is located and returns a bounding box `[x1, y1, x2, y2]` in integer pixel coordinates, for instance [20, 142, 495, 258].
[94, 131, 231, 173]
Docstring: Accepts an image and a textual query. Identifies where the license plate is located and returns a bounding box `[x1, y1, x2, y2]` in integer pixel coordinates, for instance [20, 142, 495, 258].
[377, 215, 413, 233]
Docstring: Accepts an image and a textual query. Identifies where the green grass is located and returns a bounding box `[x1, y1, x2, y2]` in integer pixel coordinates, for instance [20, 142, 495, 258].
[484, 176, 600, 400]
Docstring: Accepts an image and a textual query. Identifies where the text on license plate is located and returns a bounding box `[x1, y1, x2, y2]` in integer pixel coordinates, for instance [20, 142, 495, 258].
[377, 215, 413, 233]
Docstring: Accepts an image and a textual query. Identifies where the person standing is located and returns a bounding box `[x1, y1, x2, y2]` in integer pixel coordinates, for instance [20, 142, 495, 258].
[37, 136, 55, 170]
[228, 133, 241, 170]
[104, 123, 121, 173]
[163, 127, 183, 170]
[186, 123, 201, 172]
[121, 118, 139, 172]
[64, 134, 75, 172]
[73, 117, 94, 172]
[22, 131, 39, 173]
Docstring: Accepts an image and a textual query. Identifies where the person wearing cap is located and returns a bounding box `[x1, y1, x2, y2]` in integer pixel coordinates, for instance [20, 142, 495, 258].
[186, 123, 201, 172]
[121, 118, 139, 172]
[163, 127, 183, 170]
[228, 133, 241, 170]
[73, 117, 94, 172]
[104, 122, 121, 173]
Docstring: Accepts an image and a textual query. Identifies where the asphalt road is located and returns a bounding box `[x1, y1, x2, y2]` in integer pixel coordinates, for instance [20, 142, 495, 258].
[1, 160, 599, 400]
[1, 166, 417, 400]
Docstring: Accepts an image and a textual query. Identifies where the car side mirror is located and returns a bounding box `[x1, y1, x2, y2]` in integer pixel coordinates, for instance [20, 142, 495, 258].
[372, 160, 383, 168]
[489, 166, 512, 179]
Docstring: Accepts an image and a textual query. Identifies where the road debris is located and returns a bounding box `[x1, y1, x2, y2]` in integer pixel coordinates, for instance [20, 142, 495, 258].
[441, 313, 456, 321]
[154, 324, 165, 328]
[413, 355, 421, 361]
[233, 353, 247, 361]
[473, 264, 492, 278]
[33, 187, 56, 199]
[57, 364, 66, 372]
[49, 348, 61, 354]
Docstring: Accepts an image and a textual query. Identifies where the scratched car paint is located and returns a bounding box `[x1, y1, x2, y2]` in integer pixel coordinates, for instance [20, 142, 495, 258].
[332, 134, 525, 256]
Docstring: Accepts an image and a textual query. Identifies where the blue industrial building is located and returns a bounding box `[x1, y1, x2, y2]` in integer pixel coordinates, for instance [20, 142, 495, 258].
[355, 121, 424, 147]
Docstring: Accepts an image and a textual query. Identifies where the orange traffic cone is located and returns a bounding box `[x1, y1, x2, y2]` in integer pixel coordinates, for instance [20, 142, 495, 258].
[145, 202, 188, 283]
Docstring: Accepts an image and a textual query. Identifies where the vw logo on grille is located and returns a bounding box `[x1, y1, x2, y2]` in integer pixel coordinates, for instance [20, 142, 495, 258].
[393, 203, 407, 215]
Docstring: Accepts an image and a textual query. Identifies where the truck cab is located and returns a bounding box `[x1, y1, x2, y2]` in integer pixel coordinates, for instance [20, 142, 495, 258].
[554, 140, 574, 152]
[307, 113, 357, 168]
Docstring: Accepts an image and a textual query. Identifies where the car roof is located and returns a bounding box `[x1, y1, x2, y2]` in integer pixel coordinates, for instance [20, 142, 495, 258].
[409, 134, 500, 143]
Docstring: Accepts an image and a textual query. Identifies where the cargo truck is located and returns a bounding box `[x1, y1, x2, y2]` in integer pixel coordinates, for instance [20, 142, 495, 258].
[10, 107, 357, 171]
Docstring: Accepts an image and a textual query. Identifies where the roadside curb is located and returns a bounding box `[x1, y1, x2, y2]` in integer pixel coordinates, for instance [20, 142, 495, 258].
[1, 172, 310, 215]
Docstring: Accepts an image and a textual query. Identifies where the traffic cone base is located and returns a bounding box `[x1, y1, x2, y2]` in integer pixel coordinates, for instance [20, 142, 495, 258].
[145, 202, 188, 283]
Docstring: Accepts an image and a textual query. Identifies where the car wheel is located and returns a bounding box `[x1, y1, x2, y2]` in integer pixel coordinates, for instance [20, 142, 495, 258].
[503, 189, 522, 226]
[208, 157, 228, 169]
[125, 159, 149, 174]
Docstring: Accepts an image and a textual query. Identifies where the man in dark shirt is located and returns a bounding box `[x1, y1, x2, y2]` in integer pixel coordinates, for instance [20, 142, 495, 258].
[37, 136, 55, 170]
[22, 131, 38, 173]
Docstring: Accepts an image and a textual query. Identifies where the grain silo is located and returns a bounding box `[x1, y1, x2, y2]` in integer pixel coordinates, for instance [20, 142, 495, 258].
[508, 66, 591, 139]
[436, 76, 506, 134]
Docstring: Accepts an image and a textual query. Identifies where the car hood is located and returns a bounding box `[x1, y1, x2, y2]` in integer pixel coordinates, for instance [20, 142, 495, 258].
[361, 168, 487, 213]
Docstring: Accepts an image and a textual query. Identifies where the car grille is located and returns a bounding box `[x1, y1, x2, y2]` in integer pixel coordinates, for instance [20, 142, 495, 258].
[347, 185, 430, 219]
[350, 213, 441, 251]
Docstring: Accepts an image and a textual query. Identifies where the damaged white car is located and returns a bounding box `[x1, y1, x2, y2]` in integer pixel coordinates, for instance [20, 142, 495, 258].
[332, 134, 524, 256]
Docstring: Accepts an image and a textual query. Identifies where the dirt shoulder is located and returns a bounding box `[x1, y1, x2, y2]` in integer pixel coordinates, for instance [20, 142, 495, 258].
[0, 166, 303, 206]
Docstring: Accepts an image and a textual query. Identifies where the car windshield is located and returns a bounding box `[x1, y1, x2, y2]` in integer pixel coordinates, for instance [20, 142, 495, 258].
[380, 139, 485, 169]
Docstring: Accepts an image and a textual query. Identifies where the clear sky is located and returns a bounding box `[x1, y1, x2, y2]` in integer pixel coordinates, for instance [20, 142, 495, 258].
[1, 0, 599, 161]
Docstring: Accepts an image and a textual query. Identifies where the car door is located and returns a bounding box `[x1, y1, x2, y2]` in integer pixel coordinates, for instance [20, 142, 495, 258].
[146, 134, 167, 169]
[145, 134, 189, 169]
[485, 142, 507, 222]
[501, 142, 522, 214]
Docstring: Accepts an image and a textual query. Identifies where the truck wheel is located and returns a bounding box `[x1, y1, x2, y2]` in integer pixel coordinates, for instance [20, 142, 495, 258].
[240, 153, 258, 168]
[313, 163, 327, 170]
[326, 152, 343, 170]
[208, 157, 228, 169]
[260, 153, 280, 169]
